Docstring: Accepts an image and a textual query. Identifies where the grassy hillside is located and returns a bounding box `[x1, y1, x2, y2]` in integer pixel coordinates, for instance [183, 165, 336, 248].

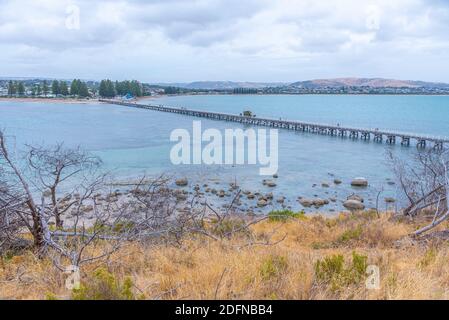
[1, 210, 449, 300]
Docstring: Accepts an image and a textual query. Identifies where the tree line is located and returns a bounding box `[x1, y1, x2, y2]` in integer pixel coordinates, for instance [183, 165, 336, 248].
[7, 79, 91, 97]
[233, 88, 259, 94]
[6, 78, 146, 98]
[98, 79, 143, 98]
[7, 81, 26, 96]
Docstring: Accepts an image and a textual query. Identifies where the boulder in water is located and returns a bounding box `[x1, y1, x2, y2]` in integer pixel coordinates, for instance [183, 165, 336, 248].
[257, 199, 268, 207]
[347, 194, 364, 203]
[343, 200, 365, 211]
[175, 178, 188, 187]
[351, 178, 368, 187]
[385, 197, 396, 203]
[299, 198, 314, 207]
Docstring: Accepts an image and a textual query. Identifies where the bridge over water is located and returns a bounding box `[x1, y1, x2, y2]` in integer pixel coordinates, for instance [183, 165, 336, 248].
[100, 99, 449, 149]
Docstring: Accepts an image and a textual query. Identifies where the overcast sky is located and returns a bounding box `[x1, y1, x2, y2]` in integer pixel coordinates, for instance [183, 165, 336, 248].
[1, 0, 449, 83]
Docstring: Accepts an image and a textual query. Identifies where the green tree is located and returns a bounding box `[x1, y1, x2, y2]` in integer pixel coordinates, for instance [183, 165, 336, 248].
[42, 80, 49, 97]
[51, 80, 60, 95]
[107, 80, 115, 97]
[78, 81, 89, 98]
[99, 79, 115, 98]
[70, 79, 79, 96]
[17, 82, 25, 96]
[7, 81, 16, 96]
[114, 80, 121, 95]
[130, 80, 142, 97]
[164, 86, 180, 95]
[60, 81, 69, 96]
[36, 84, 42, 96]
[99, 80, 107, 97]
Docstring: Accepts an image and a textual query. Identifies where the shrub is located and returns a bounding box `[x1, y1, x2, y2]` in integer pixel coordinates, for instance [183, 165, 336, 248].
[336, 226, 363, 244]
[86, 221, 135, 235]
[268, 210, 305, 222]
[260, 255, 288, 280]
[211, 218, 249, 238]
[311, 242, 332, 250]
[45, 292, 58, 300]
[419, 248, 437, 268]
[351, 252, 368, 282]
[112, 221, 135, 234]
[315, 254, 345, 283]
[314, 251, 368, 291]
[72, 268, 136, 300]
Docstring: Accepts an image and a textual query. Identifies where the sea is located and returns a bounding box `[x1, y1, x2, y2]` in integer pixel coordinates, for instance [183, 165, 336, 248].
[1, 94, 448, 213]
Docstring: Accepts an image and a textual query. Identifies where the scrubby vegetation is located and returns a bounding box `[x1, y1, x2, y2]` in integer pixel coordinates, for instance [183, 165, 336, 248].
[268, 209, 305, 222]
[2, 211, 449, 300]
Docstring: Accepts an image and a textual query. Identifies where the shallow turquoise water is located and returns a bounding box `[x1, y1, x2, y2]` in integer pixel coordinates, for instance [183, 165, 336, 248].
[1, 95, 448, 213]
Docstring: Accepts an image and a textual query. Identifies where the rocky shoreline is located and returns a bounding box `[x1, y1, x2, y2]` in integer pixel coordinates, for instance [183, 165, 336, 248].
[170, 175, 397, 215]
[54, 173, 398, 228]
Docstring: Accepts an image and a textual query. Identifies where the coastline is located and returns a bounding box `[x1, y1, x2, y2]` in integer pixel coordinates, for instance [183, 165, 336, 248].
[0, 95, 158, 104]
[3, 93, 449, 105]
[0, 97, 101, 104]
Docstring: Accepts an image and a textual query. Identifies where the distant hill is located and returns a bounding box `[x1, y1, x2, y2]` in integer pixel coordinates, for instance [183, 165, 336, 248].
[288, 77, 449, 89]
[154, 78, 449, 90]
[155, 81, 287, 90]
[3, 77, 449, 91]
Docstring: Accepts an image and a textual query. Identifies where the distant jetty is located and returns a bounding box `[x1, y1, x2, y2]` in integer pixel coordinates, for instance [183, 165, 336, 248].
[100, 99, 449, 149]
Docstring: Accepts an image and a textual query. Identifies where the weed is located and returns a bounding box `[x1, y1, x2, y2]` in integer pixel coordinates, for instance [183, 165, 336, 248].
[260, 255, 288, 280]
[268, 210, 305, 222]
[314, 251, 368, 291]
[72, 268, 136, 300]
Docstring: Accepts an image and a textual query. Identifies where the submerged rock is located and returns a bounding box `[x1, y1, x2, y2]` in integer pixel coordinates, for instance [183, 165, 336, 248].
[385, 197, 396, 203]
[299, 198, 314, 207]
[351, 177, 368, 187]
[333, 179, 342, 185]
[313, 198, 329, 206]
[264, 180, 277, 187]
[299, 198, 328, 208]
[343, 200, 365, 211]
[276, 196, 285, 203]
[176, 194, 187, 201]
[347, 194, 364, 203]
[175, 178, 188, 187]
[257, 199, 268, 207]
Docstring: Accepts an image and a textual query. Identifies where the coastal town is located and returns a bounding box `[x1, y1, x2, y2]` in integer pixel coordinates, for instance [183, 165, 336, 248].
[2, 77, 449, 99]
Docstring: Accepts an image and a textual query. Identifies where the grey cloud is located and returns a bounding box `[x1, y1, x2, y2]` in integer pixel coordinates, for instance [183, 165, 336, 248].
[1, 0, 449, 82]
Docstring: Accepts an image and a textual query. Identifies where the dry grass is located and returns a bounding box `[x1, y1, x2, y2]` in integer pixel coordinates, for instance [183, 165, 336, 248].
[2, 211, 449, 300]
